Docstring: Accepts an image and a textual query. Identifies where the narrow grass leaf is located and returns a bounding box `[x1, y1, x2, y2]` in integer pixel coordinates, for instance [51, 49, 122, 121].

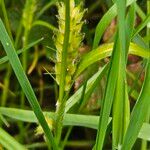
[92, 0, 136, 49]
[95, 33, 120, 150]
[113, 2, 136, 148]
[78, 65, 109, 111]
[135, 3, 146, 20]
[0, 19, 57, 150]
[138, 123, 150, 141]
[1, 107, 149, 141]
[126, 2, 136, 49]
[112, 0, 129, 148]
[123, 1, 135, 134]
[92, 4, 117, 49]
[0, 113, 9, 126]
[122, 61, 150, 150]
[112, 63, 126, 149]
[66, 65, 108, 113]
[0, 38, 44, 65]
[0, 127, 27, 150]
[133, 13, 150, 37]
[0, 107, 111, 130]
[32, 20, 59, 32]
[132, 34, 149, 50]
[76, 43, 149, 77]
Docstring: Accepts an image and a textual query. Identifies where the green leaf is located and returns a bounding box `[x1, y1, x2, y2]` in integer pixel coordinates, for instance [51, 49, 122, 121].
[92, 0, 137, 49]
[32, 20, 59, 32]
[0, 38, 44, 65]
[95, 32, 120, 150]
[0, 19, 57, 150]
[92, 4, 117, 49]
[112, 0, 128, 148]
[112, 2, 137, 149]
[65, 65, 108, 113]
[122, 61, 150, 150]
[133, 13, 150, 37]
[138, 123, 150, 141]
[0, 107, 149, 141]
[75, 42, 149, 77]
[135, 3, 146, 20]
[0, 107, 111, 130]
[0, 127, 27, 150]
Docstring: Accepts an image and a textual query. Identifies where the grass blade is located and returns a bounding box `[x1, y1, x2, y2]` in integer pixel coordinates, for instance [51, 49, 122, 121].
[0, 38, 44, 65]
[122, 61, 150, 150]
[112, 0, 127, 148]
[92, 0, 136, 49]
[94, 32, 120, 150]
[1, 107, 149, 141]
[0, 127, 27, 150]
[66, 65, 108, 113]
[138, 123, 150, 141]
[0, 19, 57, 150]
[32, 20, 59, 32]
[92, 4, 117, 49]
[0, 107, 111, 130]
[133, 13, 150, 37]
[76, 43, 149, 77]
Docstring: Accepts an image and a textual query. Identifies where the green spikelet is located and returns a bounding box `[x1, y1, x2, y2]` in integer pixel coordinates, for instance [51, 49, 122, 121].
[22, 0, 36, 31]
[54, 0, 85, 91]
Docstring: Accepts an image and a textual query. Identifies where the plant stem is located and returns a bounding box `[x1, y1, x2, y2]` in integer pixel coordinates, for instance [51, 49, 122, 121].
[55, 0, 70, 145]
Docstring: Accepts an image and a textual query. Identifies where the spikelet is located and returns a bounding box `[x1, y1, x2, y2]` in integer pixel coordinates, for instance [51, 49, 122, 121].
[54, 0, 86, 91]
[35, 117, 53, 135]
[22, 0, 36, 31]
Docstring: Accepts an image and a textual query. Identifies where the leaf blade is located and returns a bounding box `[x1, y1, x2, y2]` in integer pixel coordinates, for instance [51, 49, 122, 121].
[0, 19, 57, 150]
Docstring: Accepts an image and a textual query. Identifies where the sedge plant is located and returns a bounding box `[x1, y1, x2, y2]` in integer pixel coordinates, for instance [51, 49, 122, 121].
[0, 0, 150, 150]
